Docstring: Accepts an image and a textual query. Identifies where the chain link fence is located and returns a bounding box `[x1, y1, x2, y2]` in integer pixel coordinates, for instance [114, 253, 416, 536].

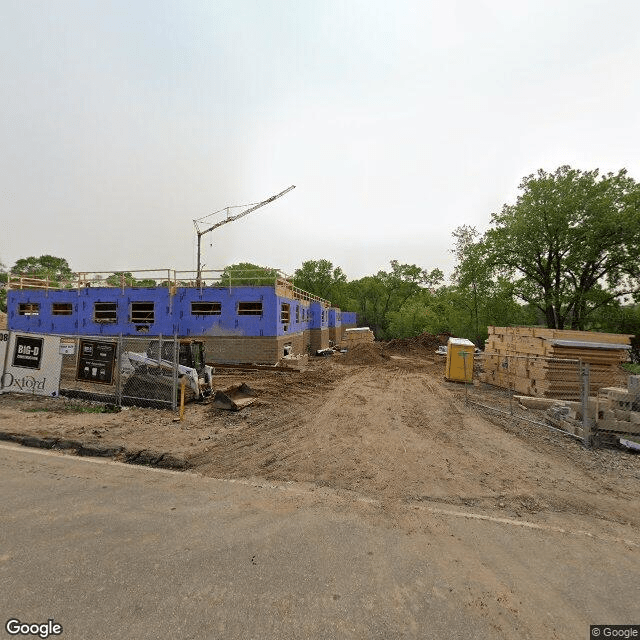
[61, 334, 179, 409]
[463, 354, 585, 442]
[461, 352, 639, 448]
[464, 353, 640, 448]
[592, 371, 640, 448]
[1, 331, 179, 410]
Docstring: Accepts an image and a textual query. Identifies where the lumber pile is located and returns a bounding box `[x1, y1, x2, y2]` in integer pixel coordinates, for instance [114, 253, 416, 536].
[479, 326, 632, 399]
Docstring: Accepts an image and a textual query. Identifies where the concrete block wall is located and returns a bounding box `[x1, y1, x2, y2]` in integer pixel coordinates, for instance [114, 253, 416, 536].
[203, 333, 309, 364]
[309, 328, 330, 352]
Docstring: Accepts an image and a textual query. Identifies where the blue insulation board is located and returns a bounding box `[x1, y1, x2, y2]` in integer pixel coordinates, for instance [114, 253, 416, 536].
[7, 287, 355, 337]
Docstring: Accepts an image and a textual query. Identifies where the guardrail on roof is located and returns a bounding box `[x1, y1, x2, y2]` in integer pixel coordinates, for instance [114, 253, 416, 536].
[8, 268, 332, 307]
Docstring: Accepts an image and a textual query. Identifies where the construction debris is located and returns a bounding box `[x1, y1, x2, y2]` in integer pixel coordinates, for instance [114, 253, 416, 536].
[619, 438, 640, 452]
[213, 383, 257, 411]
[480, 326, 632, 399]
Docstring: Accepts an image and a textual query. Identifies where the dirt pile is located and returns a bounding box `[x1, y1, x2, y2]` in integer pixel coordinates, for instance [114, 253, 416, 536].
[0, 312, 7, 330]
[384, 332, 450, 354]
[338, 342, 391, 365]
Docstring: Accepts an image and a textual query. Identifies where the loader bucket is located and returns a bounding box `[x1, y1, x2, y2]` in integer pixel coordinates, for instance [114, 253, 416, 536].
[213, 383, 257, 411]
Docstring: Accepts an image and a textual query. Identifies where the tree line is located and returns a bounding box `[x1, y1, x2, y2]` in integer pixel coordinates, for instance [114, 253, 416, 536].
[2, 165, 639, 355]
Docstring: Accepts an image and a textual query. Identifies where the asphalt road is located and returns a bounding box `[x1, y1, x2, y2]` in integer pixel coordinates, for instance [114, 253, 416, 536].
[1, 443, 638, 639]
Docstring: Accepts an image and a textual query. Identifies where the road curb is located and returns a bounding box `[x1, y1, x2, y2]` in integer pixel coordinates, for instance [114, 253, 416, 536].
[0, 430, 189, 470]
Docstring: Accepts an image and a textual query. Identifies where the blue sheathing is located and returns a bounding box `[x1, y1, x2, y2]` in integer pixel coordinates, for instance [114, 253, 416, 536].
[176, 286, 276, 337]
[7, 286, 356, 337]
[275, 295, 309, 337]
[8, 289, 79, 335]
[310, 302, 329, 330]
[341, 311, 357, 325]
[9, 287, 172, 336]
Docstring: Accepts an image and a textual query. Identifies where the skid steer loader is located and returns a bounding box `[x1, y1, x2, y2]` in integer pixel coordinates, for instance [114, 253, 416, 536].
[120, 339, 213, 403]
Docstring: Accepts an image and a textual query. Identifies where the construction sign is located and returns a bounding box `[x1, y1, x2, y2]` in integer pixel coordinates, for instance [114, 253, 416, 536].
[1, 332, 62, 397]
[76, 339, 117, 385]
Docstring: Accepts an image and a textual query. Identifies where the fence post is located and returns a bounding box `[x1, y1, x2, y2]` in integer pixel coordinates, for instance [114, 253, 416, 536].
[462, 351, 468, 406]
[581, 362, 592, 447]
[116, 334, 123, 407]
[509, 356, 514, 416]
[171, 334, 178, 411]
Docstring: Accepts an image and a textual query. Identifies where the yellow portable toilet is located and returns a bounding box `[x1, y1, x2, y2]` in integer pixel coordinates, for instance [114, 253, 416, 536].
[445, 338, 475, 382]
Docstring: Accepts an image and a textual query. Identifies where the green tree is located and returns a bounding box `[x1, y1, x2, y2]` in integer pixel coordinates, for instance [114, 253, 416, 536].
[351, 261, 443, 339]
[485, 166, 640, 329]
[448, 226, 536, 344]
[220, 263, 279, 286]
[450, 225, 492, 343]
[385, 289, 437, 338]
[105, 272, 156, 287]
[293, 259, 348, 306]
[589, 302, 640, 363]
[11, 255, 74, 284]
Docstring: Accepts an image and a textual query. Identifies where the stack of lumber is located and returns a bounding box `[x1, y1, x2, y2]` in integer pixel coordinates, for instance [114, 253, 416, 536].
[479, 326, 632, 399]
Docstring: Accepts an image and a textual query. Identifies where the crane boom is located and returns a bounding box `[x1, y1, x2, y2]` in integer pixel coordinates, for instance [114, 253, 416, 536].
[194, 185, 295, 285]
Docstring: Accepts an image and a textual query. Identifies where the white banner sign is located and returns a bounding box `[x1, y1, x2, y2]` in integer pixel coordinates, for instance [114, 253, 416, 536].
[1, 332, 62, 397]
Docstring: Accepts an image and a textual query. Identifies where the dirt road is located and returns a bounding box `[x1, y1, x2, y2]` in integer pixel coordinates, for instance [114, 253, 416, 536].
[1, 348, 638, 530]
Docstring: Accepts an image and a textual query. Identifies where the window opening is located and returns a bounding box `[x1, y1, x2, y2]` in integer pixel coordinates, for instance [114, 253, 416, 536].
[94, 302, 117, 323]
[131, 302, 155, 324]
[191, 301, 221, 315]
[52, 303, 73, 316]
[18, 303, 40, 316]
[238, 302, 262, 316]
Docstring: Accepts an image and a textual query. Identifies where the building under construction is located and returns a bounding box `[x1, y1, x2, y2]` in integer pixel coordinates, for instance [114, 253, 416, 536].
[6, 268, 357, 364]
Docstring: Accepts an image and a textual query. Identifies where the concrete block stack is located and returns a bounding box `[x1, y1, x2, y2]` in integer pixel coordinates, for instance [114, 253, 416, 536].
[596, 376, 640, 436]
[341, 327, 375, 348]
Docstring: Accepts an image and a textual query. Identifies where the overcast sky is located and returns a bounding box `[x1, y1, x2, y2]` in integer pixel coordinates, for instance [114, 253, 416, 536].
[1, 0, 639, 281]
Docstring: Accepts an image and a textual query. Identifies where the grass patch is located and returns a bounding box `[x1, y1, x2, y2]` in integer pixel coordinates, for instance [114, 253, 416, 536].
[622, 363, 640, 374]
[23, 403, 121, 415]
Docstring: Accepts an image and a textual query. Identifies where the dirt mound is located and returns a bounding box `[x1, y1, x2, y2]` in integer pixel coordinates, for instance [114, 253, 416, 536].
[384, 332, 450, 354]
[0, 312, 6, 330]
[338, 342, 391, 365]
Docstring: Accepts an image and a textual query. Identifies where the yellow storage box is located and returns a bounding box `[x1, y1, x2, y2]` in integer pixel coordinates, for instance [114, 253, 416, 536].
[445, 338, 475, 382]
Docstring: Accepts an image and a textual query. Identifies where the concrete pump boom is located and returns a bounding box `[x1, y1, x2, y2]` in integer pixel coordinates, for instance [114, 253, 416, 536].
[193, 185, 296, 285]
